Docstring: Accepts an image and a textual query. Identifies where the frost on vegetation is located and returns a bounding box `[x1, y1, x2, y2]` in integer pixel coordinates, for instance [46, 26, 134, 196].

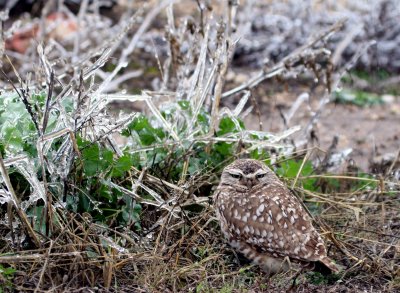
[0, 0, 336, 226]
[326, 148, 353, 172]
[0, 188, 11, 204]
[234, 0, 400, 71]
[14, 160, 46, 210]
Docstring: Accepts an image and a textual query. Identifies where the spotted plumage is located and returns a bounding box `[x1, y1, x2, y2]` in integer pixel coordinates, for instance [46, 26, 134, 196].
[214, 159, 339, 274]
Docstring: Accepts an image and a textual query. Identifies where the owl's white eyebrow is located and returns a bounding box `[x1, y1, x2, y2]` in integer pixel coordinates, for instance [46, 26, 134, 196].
[227, 169, 244, 175]
[242, 170, 267, 178]
[228, 170, 267, 178]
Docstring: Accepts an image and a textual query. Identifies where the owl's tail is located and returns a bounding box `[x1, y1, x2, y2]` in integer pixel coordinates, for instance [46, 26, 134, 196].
[315, 256, 341, 274]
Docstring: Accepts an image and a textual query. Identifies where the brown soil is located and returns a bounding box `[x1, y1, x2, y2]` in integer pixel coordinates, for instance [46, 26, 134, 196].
[238, 84, 400, 172]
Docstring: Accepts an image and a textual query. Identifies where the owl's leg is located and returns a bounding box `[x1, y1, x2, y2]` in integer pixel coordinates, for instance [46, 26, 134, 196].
[258, 255, 291, 275]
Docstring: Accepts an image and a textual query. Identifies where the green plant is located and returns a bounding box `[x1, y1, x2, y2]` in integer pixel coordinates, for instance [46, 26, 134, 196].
[346, 69, 391, 83]
[334, 89, 383, 107]
[276, 159, 317, 191]
[306, 271, 328, 285]
[305, 270, 341, 286]
[0, 89, 278, 233]
[0, 264, 16, 292]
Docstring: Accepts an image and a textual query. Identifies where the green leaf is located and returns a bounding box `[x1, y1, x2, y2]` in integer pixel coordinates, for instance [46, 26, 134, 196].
[121, 128, 131, 137]
[153, 128, 166, 139]
[139, 131, 157, 145]
[112, 155, 133, 177]
[78, 192, 91, 212]
[98, 184, 113, 201]
[122, 115, 166, 145]
[277, 159, 316, 191]
[249, 148, 269, 161]
[101, 149, 114, 166]
[214, 142, 233, 156]
[82, 144, 100, 176]
[1, 123, 24, 153]
[178, 100, 190, 110]
[83, 159, 100, 177]
[217, 116, 245, 136]
[27, 206, 47, 235]
[1, 266, 16, 276]
[128, 115, 151, 131]
[217, 117, 235, 136]
[0, 142, 5, 156]
[120, 203, 141, 225]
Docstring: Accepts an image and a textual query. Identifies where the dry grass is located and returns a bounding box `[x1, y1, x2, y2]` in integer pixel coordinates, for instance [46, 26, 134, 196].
[2, 182, 399, 292]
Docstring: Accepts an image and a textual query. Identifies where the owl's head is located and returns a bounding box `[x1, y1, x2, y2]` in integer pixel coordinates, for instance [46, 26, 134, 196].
[220, 159, 276, 191]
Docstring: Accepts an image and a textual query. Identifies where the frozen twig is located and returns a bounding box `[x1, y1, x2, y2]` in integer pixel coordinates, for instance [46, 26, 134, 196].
[222, 20, 346, 98]
[0, 153, 40, 247]
[302, 40, 376, 138]
[95, 0, 178, 95]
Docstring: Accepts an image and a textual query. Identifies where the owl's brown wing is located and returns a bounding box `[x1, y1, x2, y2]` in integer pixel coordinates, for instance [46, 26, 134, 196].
[219, 183, 332, 265]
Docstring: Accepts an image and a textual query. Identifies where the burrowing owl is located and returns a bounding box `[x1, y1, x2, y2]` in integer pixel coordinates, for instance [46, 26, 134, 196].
[214, 159, 339, 274]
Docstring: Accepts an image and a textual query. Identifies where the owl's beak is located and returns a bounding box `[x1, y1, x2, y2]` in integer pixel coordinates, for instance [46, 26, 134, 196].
[246, 178, 255, 189]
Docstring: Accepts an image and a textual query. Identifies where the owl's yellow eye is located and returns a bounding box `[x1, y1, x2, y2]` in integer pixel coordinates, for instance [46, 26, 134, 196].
[256, 173, 266, 179]
[230, 173, 242, 179]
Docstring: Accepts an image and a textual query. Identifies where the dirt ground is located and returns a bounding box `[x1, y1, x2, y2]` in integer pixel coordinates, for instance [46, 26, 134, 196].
[238, 84, 400, 172]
